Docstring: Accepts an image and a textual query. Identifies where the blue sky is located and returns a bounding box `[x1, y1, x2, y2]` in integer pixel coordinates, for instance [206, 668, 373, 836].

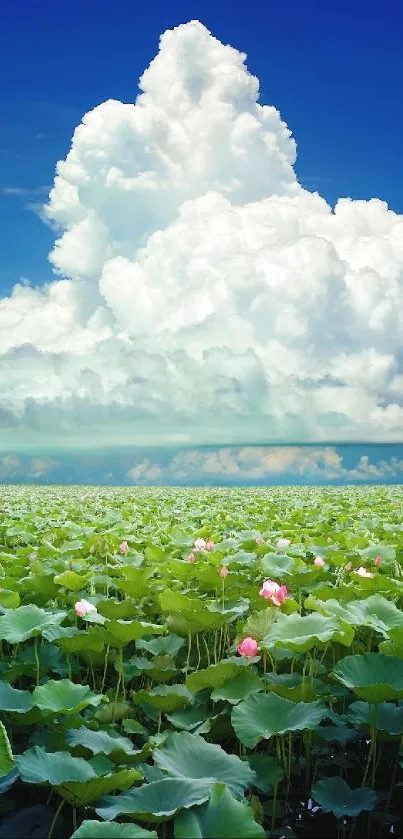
[1, 1, 402, 481]
[1, 0, 402, 295]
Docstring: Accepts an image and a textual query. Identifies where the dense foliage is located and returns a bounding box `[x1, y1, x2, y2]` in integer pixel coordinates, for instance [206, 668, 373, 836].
[0, 485, 402, 838]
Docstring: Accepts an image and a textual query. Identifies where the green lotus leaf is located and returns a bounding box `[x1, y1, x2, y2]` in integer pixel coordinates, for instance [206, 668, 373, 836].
[56, 633, 105, 655]
[53, 570, 88, 591]
[211, 670, 264, 704]
[312, 777, 377, 818]
[263, 672, 321, 703]
[134, 684, 194, 713]
[247, 754, 284, 793]
[232, 693, 326, 747]
[0, 721, 15, 776]
[103, 620, 166, 646]
[306, 594, 403, 637]
[57, 767, 143, 806]
[33, 679, 105, 714]
[0, 605, 67, 643]
[262, 612, 352, 653]
[166, 706, 210, 731]
[96, 778, 213, 822]
[121, 719, 147, 735]
[97, 598, 138, 620]
[242, 608, 276, 641]
[332, 654, 403, 702]
[66, 726, 136, 756]
[0, 681, 33, 713]
[136, 634, 185, 656]
[16, 746, 96, 784]
[0, 589, 20, 609]
[153, 731, 256, 799]
[314, 724, 358, 744]
[260, 553, 303, 577]
[186, 657, 253, 694]
[42, 624, 80, 642]
[95, 700, 131, 725]
[348, 701, 403, 735]
[174, 782, 265, 838]
[70, 822, 158, 839]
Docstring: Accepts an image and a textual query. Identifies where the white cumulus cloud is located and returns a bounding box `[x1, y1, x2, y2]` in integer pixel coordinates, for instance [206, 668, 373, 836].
[0, 19, 402, 450]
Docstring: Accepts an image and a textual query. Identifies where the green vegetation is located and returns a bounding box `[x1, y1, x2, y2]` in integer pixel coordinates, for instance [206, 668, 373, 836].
[0, 484, 402, 838]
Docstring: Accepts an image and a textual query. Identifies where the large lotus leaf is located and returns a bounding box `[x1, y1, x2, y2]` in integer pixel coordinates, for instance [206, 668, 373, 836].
[247, 754, 284, 793]
[260, 553, 303, 577]
[0, 721, 15, 776]
[360, 544, 396, 561]
[16, 746, 96, 784]
[56, 633, 105, 655]
[262, 612, 352, 653]
[33, 679, 104, 714]
[116, 577, 152, 600]
[0, 589, 20, 609]
[174, 782, 265, 839]
[134, 684, 194, 713]
[0, 681, 33, 713]
[103, 620, 166, 646]
[211, 670, 264, 704]
[42, 624, 80, 643]
[232, 693, 326, 748]
[263, 672, 321, 703]
[348, 701, 403, 735]
[0, 767, 18, 794]
[186, 657, 254, 694]
[332, 654, 403, 702]
[242, 608, 276, 641]
[95, 700, 131, 725]
[97, 599, 138, 621]
[66, 726, 136, 756]
[136, 634, 185, 656]
[166, 706, 210, 732]
[71, 822, 158, 839]
[207, 598, 250, 617]
[96, 778, 213, 822]
[57, 767, 143, 806]
[53, 570, 88, 591]
[0, 605, 67, 643]
[153, 731, 256, 799]
[312, 777, 377, 818]
[306, 595, 403, 637]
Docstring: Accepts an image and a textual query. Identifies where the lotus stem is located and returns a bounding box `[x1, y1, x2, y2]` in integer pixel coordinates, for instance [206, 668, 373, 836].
[47, 799, 64, 839]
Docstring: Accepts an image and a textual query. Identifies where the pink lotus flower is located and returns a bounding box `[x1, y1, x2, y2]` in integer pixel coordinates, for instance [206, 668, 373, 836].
[74, 599, 97, 618]
[374, 556, 382, 567]
[220, 565, 229, 578]
[345, 561, 353, 572]
[277, 538, 290, 549]
[187, 552, 195, 563]
[119, 541, 129, 554]
[259, 579, 288, 606]
[354, 566, 374, 579]
[194, 538, 206, 551]
[314, 556, 325, 567]
[256, 535, 265, 545]
[205, 540, 215, 551]
[237, 637, 259, 657]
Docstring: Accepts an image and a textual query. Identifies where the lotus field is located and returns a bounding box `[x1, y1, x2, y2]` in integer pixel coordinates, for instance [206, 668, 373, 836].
[1, 485, 403, 839]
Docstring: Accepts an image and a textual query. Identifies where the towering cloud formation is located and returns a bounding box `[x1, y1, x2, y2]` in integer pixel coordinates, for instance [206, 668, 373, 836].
[0, 20, 402, 449]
